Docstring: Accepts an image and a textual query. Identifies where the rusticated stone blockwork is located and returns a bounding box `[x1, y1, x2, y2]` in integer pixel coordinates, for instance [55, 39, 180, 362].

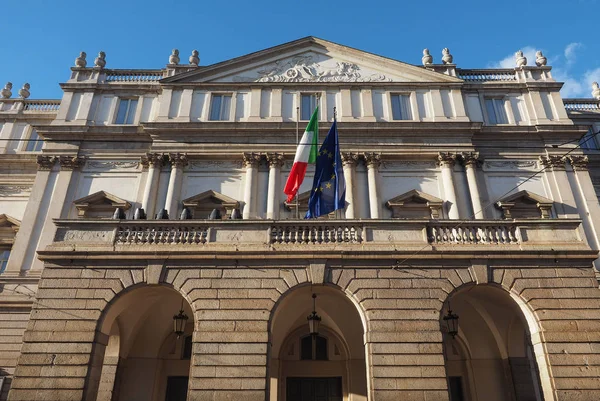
[9, 259, 600, 401]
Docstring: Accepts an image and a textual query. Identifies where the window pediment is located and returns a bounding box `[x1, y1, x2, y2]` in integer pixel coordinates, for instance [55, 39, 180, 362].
[495, 190, 553, 219]
[182, 190, 240, 219]
[386, 189, 444, 219]
[74, 191, 131, 218]
[0, 214, 20, 245]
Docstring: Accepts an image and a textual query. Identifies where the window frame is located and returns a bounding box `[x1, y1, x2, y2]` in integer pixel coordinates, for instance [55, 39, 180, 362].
[484, 97, 509, 125]
[22, 126, 43, 152]
[299, 334, 329, 361]
[114, 97, 139, 125]
[0, 249, 10, 273]
[389, 93, 413, 121]
[300, 93, 320, 121]
[208, 93, 233, 121]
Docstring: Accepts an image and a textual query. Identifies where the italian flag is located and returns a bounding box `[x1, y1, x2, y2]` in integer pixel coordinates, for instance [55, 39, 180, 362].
[284, 107, 319, 202]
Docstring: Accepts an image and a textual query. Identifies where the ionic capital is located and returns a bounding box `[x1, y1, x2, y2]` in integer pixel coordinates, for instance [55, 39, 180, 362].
[363, 152, 381, 168]
[243, 152, 262, 168]
[437, 152, 457, 167]
[341, 152, 359, 167]
[58, 155, 86, 170]
[459, 152, 482, 168]
[36, 155, 56, 170]
[539, 155, 566, 171]
[266, 153, 285, 168]
[568, 155, 589, 171]
[141, 152, 165, 168]
[168, 153, 188, 168]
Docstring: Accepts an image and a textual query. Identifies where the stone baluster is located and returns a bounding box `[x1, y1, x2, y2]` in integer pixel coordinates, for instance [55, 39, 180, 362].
[460, 152, 484, 219]
[164, 153, 188, 218]
[438, 152, 459, 219]
[364, 152, 381, 219]
[341, 152, 359, 218]
[141, 153, 165, 219]
[243, 153, 262, 219]
[266, 153, 285, 219]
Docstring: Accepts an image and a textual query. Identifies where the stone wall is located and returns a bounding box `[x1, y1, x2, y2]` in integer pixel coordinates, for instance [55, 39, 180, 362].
[8, 259, 600, 401]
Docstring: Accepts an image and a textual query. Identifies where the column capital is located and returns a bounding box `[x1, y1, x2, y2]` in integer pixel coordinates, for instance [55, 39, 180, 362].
[568, 155, 589, 171]
[243, 152, 262, 168]
[363, 152, 381, 168]
[141, 152, 165, 168]
[168, 153, 188, 168]
[341, 152, 359, 166]
[437, 152, 457, 167]
[36, 155, 56, 170]
[459, 152, 482, 168]
[58, 155, 86, 170]
[539, 155, 566, 171]
[266, 152, 285, 168]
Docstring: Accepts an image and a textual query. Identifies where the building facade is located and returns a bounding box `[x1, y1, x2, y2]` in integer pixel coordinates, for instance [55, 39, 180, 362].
[1, 37, 600, 401]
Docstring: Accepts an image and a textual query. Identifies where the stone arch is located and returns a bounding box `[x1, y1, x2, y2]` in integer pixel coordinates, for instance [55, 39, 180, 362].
[440, 283, 552, 401]
[85, 283, 195, 401]
[267, 283, 369, 401]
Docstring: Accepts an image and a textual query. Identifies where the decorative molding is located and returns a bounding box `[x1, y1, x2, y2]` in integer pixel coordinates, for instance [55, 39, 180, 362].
[363, 152, 381, 168]
[437, 152, 456, 167]
[341, 152, 359, 167]
[539, 155, 566, 171]
[88, 161, 140, 170]
[266, 153, 285, 168]
[0, 185, 32, 196]
[495, 190, 553, 219]
[380, 161, 438, 170]
[568, 155, 589, 171]
[386, 189, 444, 219]
[169, 153, 188, 168]
[36, 155, 56, 170]
[58, 156, 86, 170]
[483, 160, 538, 170]
[188, 160, 244, 170]
[73, 190, 131, 218]
[140, 153, 166, 168]
[232, 54, 391, 83]
[182, 190, 240, 219]
[459, 152, 482, 168]
[243, 152, 262, 168]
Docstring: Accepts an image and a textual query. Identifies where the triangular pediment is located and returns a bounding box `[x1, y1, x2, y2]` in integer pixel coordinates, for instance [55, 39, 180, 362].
[495, 190, 553, 219]
[0, 214, 20, 245]
[387, 189, 444, 207]
[182, 190, 240, 208]
[74, 191, 131, 217]
[497, 190, 553, 206]
[386, 189, 444, 219]
[163, 37, 461, 84]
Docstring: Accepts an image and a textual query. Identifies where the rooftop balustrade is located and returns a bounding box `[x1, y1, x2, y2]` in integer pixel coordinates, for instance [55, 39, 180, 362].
[23, 99, 61, 112]
[103, 69, 165, 83]
[564, 98, 600, 112]
[457, 69, 517, 82]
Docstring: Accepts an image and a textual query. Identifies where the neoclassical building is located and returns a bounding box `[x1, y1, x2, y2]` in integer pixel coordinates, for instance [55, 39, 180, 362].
[1, 37, 600, 401]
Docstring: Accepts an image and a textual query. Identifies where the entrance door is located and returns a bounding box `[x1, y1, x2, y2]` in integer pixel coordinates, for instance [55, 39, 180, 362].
[287, 377, 342, 401]
[165, 376, 189, 401]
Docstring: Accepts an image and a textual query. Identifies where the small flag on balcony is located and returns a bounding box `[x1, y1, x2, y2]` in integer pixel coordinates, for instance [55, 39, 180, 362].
[305, 120, 345, 218]
[284, 107, 319, 202]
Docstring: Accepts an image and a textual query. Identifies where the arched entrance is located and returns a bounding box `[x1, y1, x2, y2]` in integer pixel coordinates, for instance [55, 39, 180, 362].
[89, 285, 194, 401]
[268, 285, 368, 401]
[441, 285, 547, 401]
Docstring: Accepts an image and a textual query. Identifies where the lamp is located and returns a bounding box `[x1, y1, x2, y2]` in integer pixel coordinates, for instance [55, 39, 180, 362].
[306, 293, 322, 336]
[443, 304, 459, 339]
[173, 300, 188, 338]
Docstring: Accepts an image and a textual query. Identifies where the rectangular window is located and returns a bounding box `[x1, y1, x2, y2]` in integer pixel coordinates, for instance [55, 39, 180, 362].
[0, 250, 9, 273]
[391, 94, 412, 120]
[301, 93, 319, 120]
[115, 98, 138, 124]
[209, 94, 232, 121]
[580, 128, 598, 150]
[25, 128, 43, 152]
[485, 98, 508, 124]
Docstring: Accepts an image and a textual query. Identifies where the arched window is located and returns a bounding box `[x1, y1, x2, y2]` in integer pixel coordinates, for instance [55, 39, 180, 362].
[300, 335, 328, 361]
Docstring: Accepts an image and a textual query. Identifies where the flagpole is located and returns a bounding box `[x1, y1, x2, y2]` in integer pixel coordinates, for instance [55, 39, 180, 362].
[333, 106, 340, 220]
[295, 106, 300, 220]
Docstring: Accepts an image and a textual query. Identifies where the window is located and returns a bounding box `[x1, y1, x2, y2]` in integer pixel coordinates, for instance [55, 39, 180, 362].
[485, 98, 508, 124]
[391, 94, 412, 120]
[0, 250, 9, 273]
[209, 94, 232, 121]
[115, 98, 138, 124]
[301, 93, 319, 120]
[300, 335, 328, 360]
[182, 335, 192, 359]
[581, 128, 599, 150]
[25, 128, 43, 152]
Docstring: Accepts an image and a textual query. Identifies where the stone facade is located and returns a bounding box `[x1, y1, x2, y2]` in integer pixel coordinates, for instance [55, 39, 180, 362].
[1, 37, 600, 401]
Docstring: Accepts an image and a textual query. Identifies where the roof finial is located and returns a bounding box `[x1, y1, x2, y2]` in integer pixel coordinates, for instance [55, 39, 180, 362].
[18, 83, 30, 99]
[1, 82, 12, 99]
[592, 82, 600, 100]
[515, 50, 527, 67]
[422, 49, 433, 65]
[535, 51, 547, 67]
[442, 48, 453, 64]
[169, 49, 180, 65]
[189, 50, 199, 66]
[75, 51, 87, 68]
[94, 51, 106, 69]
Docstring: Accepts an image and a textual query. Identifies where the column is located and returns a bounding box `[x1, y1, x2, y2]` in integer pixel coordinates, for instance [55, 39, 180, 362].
[5, 156, 56, 274]
[164, 153, 187, 219]
[341, 152, 359, 219]
[243, 153, 261, 219]
[539, 155, 578, 218]
[141, 153, 165, 218]
[461, 152, 484, 219]
[364, 152, 381, 219]
[438, 152, 459, 219]
[266, 153, 284, 219]
[567, 156, 600, 268]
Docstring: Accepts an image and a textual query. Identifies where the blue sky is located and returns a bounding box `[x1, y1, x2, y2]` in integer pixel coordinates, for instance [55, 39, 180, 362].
[2, 0, 599, 99]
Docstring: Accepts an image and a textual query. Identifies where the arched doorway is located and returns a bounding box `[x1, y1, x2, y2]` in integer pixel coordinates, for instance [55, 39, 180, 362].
[268, 285, 368, 401]
[441, 285, 546, 401]
[90, 285, 194, 401]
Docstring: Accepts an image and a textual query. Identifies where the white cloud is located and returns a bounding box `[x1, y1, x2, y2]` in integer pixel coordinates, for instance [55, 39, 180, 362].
[490, 44, 600, 98]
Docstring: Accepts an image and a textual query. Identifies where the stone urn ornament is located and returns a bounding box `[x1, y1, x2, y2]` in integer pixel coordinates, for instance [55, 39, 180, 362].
[75, 51, 87, 67]
[18, 83, 30, 99]
[535, 51, 547, 67]
[422, 49, 433, 65]
[592, 82, 600, 100]
[169, 49, 180, 65]
[1, 82, 12, 99]
[515, 50, 527, 67]
[94, 51, 106, 68]
[441, 48, 453, 64]
[189, 50, 199, 66]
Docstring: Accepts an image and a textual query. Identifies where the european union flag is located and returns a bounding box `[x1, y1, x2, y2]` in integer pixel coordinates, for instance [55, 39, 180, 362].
[305, 121, 346, 218]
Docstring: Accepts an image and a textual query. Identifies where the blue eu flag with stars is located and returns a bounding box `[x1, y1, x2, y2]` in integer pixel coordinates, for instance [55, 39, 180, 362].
[305, 121, 346, 218]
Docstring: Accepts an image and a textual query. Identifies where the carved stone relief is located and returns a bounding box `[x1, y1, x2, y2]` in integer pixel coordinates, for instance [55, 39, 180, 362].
[0, 185, 32, 196]
[87, 161, 140, 170]
[483, 160, 538, 171]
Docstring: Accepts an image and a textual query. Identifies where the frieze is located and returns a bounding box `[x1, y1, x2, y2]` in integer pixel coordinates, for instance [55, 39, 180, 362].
[87, 161, 140, 170]
[56, 229, 113, 243]
[483, 160, 538, 171]
[232, 54, 391, 83]
[0, 185, 32, 196]
[379, 161, 438, 170]
[188, 160, 244, 170]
